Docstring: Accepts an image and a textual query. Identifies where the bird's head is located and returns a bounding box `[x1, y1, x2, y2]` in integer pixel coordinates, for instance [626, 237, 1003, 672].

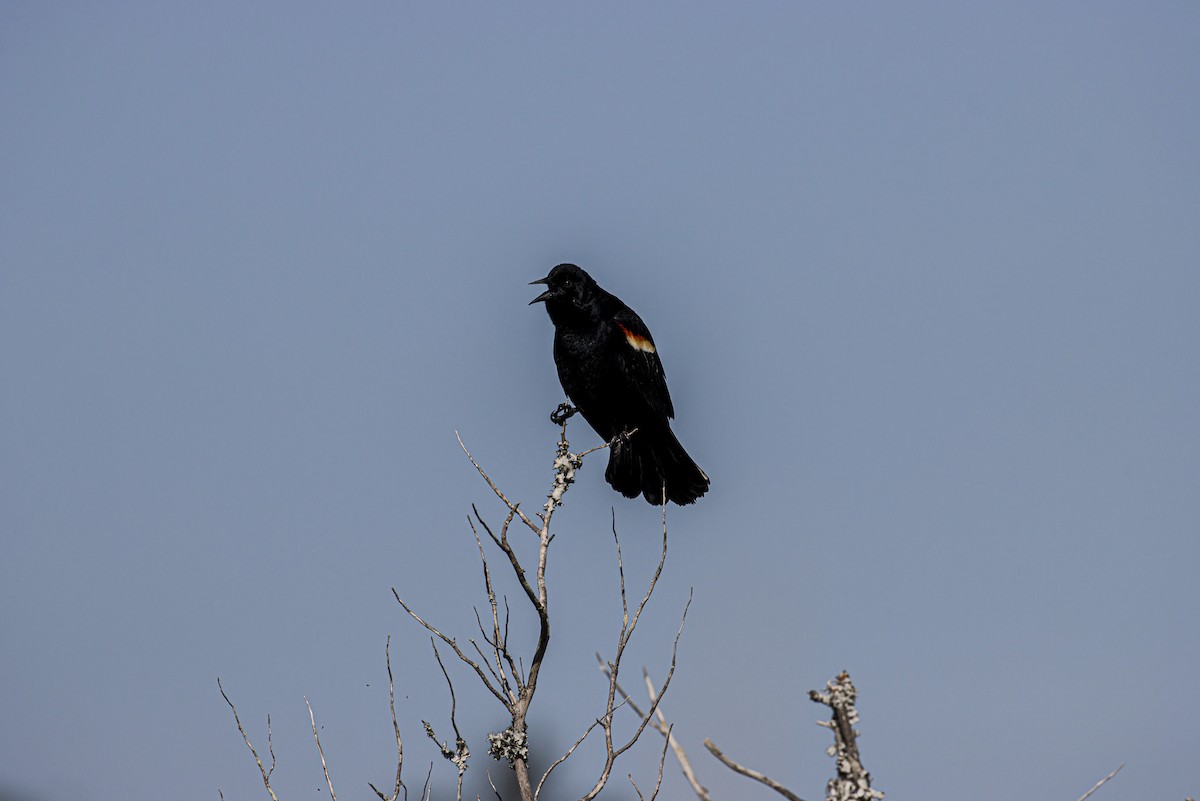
[529, 263, 596, 312]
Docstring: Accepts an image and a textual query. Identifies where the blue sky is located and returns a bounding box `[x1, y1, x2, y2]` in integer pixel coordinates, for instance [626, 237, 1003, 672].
[2, 3, 1197, 800]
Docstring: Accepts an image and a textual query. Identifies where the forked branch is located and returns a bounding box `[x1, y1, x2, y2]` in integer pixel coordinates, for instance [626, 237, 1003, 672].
[598, 659, 712, 801]
[218, 678, 281, 801]
[395, 421, 635, 801]
[568, 504, 688, 801]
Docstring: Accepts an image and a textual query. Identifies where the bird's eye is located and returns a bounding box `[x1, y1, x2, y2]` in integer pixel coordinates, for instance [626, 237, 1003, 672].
[561, 278, 572, 287]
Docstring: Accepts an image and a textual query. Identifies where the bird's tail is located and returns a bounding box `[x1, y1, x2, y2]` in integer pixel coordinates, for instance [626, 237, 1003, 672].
[605, 425, 710, 506]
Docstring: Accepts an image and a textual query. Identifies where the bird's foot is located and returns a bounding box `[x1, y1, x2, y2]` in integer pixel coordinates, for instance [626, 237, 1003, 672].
[614, 427, 638, 447]
[550, 403, 577, 425]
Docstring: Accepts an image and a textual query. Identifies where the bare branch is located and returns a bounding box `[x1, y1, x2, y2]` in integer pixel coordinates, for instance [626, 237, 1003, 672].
[305, 696, 339, 801]
[613, 511, 630, 628]
[456, 431, 541, 535]
[1075, 764, 1124, 801]
[469, 510, 520, 701]
[369, 636, 405, 801]
[420, 763, 433, 801]
[628, 720, 673, 801]
[625, 502, 670, 644]
[645, 722, 673, 801]
[579, 509, 686, 801]
[536, 715, 604, 798]
[595, 653, 651, 721]
[423, 639, 470, 801]
[217, 678, 281, 801]
[468, 629, 507, 694]
[577, 428, 636, 460]
[392, 588, 508, 706]
[423, 716, 469, 801]
[809, 672, 882, 801]
[596, 655, 712, 801]
[430, 640, 466, 748]
[402, 427, 580, 801]
[613, 594, 690, 760]
[643, 669, 711, 801]
[487, 770, 504, 801]
[401, 423, 676, 801]
[703, 739, 805, 801]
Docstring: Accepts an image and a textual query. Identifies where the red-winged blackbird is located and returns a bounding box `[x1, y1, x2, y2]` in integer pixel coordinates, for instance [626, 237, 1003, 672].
[530, 263, 709, 505]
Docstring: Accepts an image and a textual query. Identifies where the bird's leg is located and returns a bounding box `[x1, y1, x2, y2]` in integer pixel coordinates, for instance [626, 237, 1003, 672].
[549, 403, 577, 426]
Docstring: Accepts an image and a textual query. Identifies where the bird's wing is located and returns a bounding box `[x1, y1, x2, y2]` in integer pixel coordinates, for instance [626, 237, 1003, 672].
[612, 307, 675, 420]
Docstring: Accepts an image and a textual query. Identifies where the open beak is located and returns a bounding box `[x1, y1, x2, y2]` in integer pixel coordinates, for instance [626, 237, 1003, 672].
[528, 277, 553, 305]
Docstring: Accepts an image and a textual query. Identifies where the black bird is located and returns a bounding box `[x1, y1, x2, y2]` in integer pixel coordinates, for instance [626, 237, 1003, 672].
[530, 263, 709, 505]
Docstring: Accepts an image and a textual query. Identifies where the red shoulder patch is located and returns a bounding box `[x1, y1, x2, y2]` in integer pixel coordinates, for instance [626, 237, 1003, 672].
[617, 323, 656, 354]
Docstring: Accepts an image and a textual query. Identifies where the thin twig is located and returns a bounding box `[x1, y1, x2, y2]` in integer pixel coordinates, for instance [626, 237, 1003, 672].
[595, 653, 650, 720]
[1075, 764, 1124, 801]
[703, 739, 806, 801]
[535, 715, 605, 798]
[648, 724, 676, 801]
[612, 593, 689, 759]
[420, 763, 433, 801]
[469, 628, 507, 692]
[392, 589, 508, 705]
[628, 719, 676, 801]
[487, 770, 504, 801]
[428, 631, 469, 801]
[369, 636, 405, 801]
[577, 428, 636, 459]
[305, 696, 339, 801]
[217, 678, 281, 801]
[430, 640, 465, 747]
[456, 431, 541, 534]
[470, 509, 519, 701]
[644, 669, 711, 801]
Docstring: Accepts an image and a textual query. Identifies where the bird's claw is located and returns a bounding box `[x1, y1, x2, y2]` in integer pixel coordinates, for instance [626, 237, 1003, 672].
[550, 403, 577, 425]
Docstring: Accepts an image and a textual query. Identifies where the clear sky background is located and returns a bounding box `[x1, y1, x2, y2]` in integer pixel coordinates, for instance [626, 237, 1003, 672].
[2, 3, 1197, 800]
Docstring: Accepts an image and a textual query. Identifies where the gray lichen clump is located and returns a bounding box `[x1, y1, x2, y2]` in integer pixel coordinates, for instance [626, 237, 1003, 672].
[423, 720, 469, 772]
[546, 438, 583, 513]
[487, 727, 529, 768]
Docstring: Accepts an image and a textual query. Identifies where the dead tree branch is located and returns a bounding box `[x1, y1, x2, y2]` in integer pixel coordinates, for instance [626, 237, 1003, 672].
[222, 421, 678, 801]
[394, 420, 663, 801]
[809, 672, 882, 801]
[570, 506, 688, 801]
[597, 657, 712, 801]
[643, 668, 711, 800]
